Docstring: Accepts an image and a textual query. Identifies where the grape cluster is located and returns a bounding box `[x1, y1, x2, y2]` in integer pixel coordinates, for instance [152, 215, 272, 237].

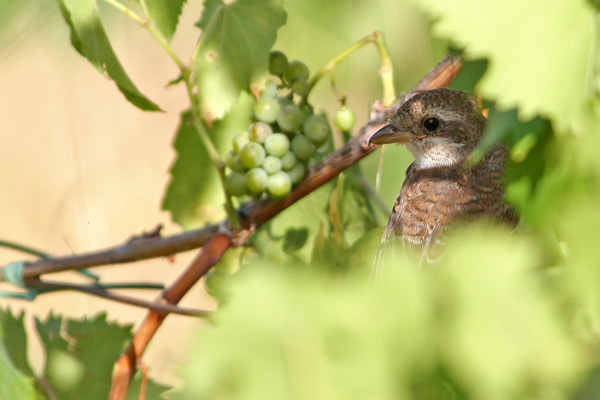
[224, 51, 334, 199]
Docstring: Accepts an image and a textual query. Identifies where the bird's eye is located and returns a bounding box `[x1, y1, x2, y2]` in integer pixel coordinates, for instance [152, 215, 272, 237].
[423, 117, 440, 131]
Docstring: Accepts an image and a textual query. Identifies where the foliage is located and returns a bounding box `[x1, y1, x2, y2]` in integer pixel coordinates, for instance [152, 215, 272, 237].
[412, 0, 596, 134]
[0, 310, 37, 400]
[178, 230, 587, 400]
[163, 94, 255, 228]
[0, 309, 167, 399]
[56, 0, 161, 111]
[193, 0, 286, 121]
[1, 0, 599, 399]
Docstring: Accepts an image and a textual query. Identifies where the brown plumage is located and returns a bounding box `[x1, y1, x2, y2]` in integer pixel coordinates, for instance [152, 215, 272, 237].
[370, 88, 517, 263]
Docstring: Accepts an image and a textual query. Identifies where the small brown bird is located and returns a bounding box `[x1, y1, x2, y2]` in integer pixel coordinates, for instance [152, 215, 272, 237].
[370, 88, 517, 264]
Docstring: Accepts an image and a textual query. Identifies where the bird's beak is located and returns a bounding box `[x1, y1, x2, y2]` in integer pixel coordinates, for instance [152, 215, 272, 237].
[368, 124, 411, 145]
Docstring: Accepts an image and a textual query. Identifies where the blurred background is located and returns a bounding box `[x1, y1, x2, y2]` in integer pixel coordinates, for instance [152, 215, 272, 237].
[0, 0, 442, 388]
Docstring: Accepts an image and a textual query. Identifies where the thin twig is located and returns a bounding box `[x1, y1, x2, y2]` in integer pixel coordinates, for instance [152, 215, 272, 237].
[25, 279, 207, 317]
[0, 239, 50, 258]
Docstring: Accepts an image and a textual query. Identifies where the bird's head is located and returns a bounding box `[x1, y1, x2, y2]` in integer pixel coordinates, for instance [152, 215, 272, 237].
[369, 88, 485, 168]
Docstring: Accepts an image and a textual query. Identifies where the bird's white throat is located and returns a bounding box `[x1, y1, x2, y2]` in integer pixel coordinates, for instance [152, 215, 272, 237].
[406, 137, 466, 168]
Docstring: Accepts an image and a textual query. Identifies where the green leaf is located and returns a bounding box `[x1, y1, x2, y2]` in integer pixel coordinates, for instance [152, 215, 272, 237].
[438, 228, 584, 398]
[179, 230, 585, 399]
[251, 184, 332, 264]
[282, 228, 309, 254]
[337, 166, 379, 245]
[0, 309, 37, 400]
[127, 372, 172, 400]
[193, 0, 286, 120]
[0, 308, 34, 377]
[142, 0, 186, 42]
[178, 258, 434, 400]
[162, 93, 254, 228]
[447, 57, 488, 93]
[412, 0, 596, 133]
[36, 313, 170, 400]
[311, 223, 349, 274]
[195, 0, 224, 30]
[0, 342, 36, 400]
[57, 0, 161, 111]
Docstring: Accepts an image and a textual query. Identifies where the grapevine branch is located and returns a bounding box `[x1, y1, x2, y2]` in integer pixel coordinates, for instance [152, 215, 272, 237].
[7, 55, 461, 282]
[105, 55, 463, 400]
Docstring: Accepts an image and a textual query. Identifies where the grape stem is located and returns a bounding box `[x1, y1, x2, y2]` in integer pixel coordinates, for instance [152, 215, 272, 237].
[329, 75, 345, 150]
[184, 76, 241, 230]
[102, 0, 241, 229]
[306, 31, 396, 107]
[102, 0, 186, 70]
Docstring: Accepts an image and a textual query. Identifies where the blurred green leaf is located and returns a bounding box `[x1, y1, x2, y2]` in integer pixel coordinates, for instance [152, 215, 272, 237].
[127, 373, 172, 400]
[311, 223, 349, 274]
[0, 342, 36, 400]
[193, 0, 286, 120]
[311, 172, 378, 274]
[252, 184, 332, 263]
[195, 0, 223, 30]
[337, 167, 379, 245]
[282, 228, 309, 253]
[177, 257, 435, 400]
[447, 57, 488, 93]
[179, 227, 585, 399]
[573, 367, 600, 400]
[138, 0, 186, 42]
[557, 196, 600, 330]
[0, 308, 34, 377]
[36, 313, 169, 400]
[56, 0, 161, 111]
[162, 93, 254, 228]
[0, 309, 37, 400]
[411, 0, 596, 133]
[439, 228, 585, 399]
[205, 247, 244, 301]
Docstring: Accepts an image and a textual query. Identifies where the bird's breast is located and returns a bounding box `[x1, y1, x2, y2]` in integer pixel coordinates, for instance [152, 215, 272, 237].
[384, 164, 506, 246]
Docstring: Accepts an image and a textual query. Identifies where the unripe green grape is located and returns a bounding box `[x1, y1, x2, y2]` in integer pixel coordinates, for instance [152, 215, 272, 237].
[283, 60, 309, 85]
[254, 98, 280, 124]
[277, 104, 304, 132]
[262, 156, 282, 175]
[264, 133, 290, 157]
[239, 142, 266, 168]
[280, 151, 297, 171]
[287, 163, 306, 185]
[232, 131, 250, 153]
[225, 171, 247, 197]
[249, 122, 273, 144]
[278, 97, 294, 108]
[303, 114, 330, 144]
[225, 150, 247, 172]
[246, 168, 268, 194]
[261, 82, 279, 100]
[268, 51, 288, 76]
[291, 79, 309, 97]
[334, 106, 357, 131]
[291, 134, 315, 161]
[267, 171, 292, 198]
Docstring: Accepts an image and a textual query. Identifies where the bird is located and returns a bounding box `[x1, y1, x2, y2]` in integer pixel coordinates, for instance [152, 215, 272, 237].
[369, 88, 518, 266]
